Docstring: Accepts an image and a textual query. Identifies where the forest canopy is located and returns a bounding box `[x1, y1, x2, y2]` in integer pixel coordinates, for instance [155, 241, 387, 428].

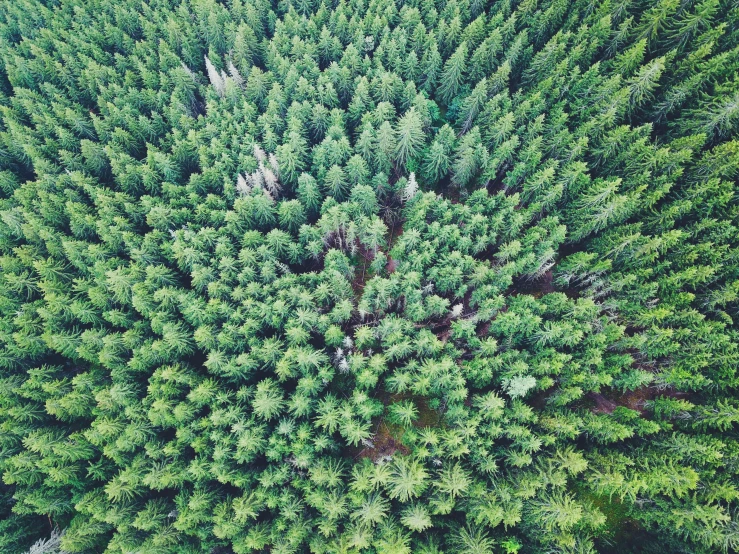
[1, 0, 739, 552]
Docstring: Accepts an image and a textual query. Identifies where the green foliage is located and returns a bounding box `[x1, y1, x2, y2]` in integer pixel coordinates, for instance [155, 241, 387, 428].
[0, 0, 738, 552]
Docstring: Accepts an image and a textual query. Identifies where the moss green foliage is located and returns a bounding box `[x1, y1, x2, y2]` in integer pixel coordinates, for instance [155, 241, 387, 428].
[1, 0, 738, 552]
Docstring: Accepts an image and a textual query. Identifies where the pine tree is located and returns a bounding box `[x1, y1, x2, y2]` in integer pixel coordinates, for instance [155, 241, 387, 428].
[437, 42, 468, 105]
[395, 108, 425, 170]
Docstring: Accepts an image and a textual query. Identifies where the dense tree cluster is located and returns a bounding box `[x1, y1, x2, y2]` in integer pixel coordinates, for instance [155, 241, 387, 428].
[1, 0, 738, 552]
